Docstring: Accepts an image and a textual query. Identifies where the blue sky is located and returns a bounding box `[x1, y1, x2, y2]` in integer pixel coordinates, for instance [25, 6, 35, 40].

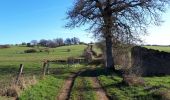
[0, 0, 94, 44]
[0, 0, 169, 45]
[142, 9, 170, 45]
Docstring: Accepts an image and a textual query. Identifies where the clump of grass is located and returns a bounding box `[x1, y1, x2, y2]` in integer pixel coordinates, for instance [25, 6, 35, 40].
[4, 75, 37, 98]
[122, 74, 145, 86]
[153, 89, 170, 100]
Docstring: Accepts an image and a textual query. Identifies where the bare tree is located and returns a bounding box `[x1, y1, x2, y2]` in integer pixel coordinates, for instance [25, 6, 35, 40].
[71, 37, 80, 44]
[66, 0, 170, 69]
[30, 40, 38, 46]
[39, 39, 48, 47]
[65, 38, 72, 45]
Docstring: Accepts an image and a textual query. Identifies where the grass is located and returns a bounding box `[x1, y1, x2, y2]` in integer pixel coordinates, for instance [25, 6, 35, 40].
[2, 44, 170, 99]
[70, 76, 96, 100]
[92, 45, 170, 100]
[0, 45, 87, 62]
[0, 45, 87, 98]
[18, 64, 170, 100]
[19, 75, 63, 100]
[145, 76, 170, 89]
[19, 64, 87, 100]
[0, 96, 15, 100]
[87, 66, 169, 100]
[144, 46, 170, 52]
[93, 45, 102, 54]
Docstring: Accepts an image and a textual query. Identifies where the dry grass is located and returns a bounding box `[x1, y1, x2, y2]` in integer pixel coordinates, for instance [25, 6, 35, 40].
[1, 75, 37, 98]
[122, 74, 145, 86]
[156, 89, 170, 100]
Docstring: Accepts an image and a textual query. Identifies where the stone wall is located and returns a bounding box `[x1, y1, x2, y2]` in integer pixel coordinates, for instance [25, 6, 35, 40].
[131, 46, 170, 76]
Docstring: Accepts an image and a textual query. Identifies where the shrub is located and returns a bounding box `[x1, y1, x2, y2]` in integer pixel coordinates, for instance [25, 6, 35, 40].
[0, 45, 10, 49]
[67, 49, 71, 52]
[122, 74, 145, 86]
[91, 50, 97, 57]
[67, 57, 75, 64]
[44, 48, 50, 54]
[97, 53, 103, 58]
[24, 49, 37, 53]
[26, 43, 33, 47]
[156, 89, 170, 100]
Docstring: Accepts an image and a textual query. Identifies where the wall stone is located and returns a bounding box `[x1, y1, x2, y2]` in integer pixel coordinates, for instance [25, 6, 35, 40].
[131, 46, 170, 76]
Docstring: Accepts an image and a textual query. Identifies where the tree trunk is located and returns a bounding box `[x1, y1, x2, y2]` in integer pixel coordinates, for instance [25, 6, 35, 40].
[105, 36, 115, 70]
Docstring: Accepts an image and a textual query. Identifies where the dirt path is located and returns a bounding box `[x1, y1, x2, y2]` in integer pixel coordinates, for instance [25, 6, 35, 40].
[56, 73, 76, 100]
[90, 77, 109, 100]
[56, 68, 109, 100]
[56, 70, 83, 100]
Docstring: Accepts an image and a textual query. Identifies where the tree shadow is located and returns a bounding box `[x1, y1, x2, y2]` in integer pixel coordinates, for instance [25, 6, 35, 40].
[0, 65, 19, 76]
[79, 67, 116, 77]
[0, 65, 42, 77]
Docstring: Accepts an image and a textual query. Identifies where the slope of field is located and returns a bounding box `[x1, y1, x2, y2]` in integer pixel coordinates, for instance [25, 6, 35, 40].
[0, 45, 86, 62]
[144, 46, 170, 52]
[2, 45, 170, 100]
[0, 45, 87, 99]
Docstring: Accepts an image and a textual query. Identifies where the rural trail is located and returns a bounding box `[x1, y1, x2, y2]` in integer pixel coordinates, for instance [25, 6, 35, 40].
[56, 67, 109, 100]
[56, 73, 76, 100]
[90, 77, 109, 100]
[56, 70, 83, 100]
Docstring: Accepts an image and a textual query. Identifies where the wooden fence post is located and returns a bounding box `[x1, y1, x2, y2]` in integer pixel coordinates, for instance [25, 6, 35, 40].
[42, 61, 47, 77]
[15, 64, 24, 85]
[46, 61, 50, 74]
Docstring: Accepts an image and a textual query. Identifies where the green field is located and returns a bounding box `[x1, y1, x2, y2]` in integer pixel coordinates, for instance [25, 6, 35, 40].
[144, 46, 170, 52]
[19, 64, 86, 100]
[0, 45, 87, 99]
[1, 45, 170, 100]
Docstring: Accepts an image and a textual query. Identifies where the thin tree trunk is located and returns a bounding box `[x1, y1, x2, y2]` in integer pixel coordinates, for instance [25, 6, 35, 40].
[105, 36, 115, 70]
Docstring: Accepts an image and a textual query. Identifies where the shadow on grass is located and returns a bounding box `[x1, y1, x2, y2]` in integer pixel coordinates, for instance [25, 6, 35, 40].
[0, 65, 42, 77]
[79, 67, 117, 77]
[0, 66, 18, 75]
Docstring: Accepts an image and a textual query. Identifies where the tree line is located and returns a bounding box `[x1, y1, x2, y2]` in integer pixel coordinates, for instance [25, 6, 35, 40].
[21, 37, 82, 48]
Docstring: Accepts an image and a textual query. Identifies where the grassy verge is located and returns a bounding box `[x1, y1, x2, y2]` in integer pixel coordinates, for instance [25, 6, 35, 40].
[0, 45, 86, 97]
[70, 76, 96, 100]
[19, 64, 85, 100]
[94, 67, 168, 100]
[19, 75, 63, 100]
[144, 46, 170, 52]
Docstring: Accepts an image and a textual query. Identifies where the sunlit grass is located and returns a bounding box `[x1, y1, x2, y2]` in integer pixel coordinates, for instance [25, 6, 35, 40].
[144, 46, 170, 52]
[0, 45, 86, 98]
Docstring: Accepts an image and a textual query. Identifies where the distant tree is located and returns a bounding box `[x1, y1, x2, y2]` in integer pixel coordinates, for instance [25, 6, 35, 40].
[53, 38, 64, 46]
[71, 37, 80, 44]
[39, 39, 48, 47]
[79, 42, 87, 45]
[30, 40, 38, 46]
[21, 42, 26, 45]
[58, 38, 64, 46]
[53, 38, 59, 46]
[26, 43, 32, 47]
[46, 40, 56, 48]
[66, 0, 170, 69]
[65, 38, 72, 45]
